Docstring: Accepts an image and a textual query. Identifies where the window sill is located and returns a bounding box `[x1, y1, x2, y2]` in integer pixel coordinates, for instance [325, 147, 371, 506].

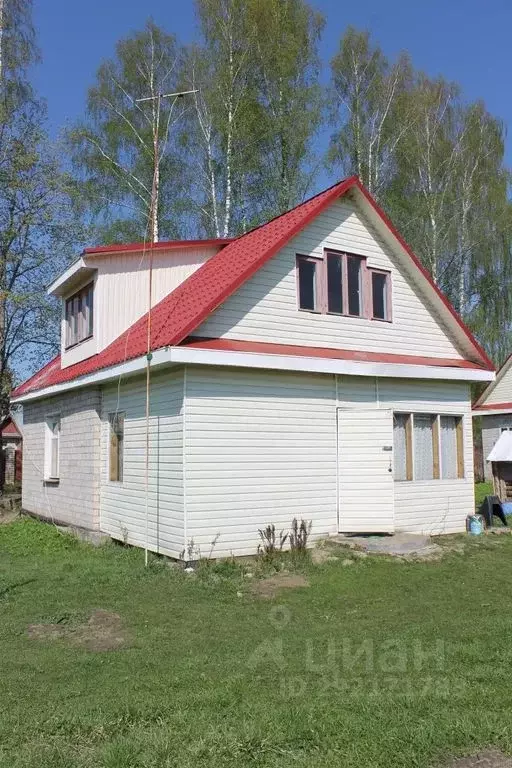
[44, 477, 60, 485]
[394, 478, 466, 484]
[65, 334, 93, 352]
[371, 316, 392, 323]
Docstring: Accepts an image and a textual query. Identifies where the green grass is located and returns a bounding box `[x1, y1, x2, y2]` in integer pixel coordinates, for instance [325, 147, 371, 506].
[475, 481, 493, 508]
[2, 518, 512, 767]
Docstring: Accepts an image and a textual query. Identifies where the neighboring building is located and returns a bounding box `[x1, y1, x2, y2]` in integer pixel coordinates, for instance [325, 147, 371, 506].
[1, 415, 23, 486]
[473, 355, 512, 483]
[11, 177, 494, 558]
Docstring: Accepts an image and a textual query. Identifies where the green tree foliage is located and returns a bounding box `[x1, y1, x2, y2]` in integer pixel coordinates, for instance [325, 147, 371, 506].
[67, 20, 189, 243]
[0, 0, 80, 412]
[329, 28, 512, 364]
[244, 0, 324, 222]
[65, 15, 512, 364]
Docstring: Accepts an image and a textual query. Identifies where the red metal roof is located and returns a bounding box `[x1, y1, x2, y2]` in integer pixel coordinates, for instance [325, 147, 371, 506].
[12, 176, 494, 399]
[1, 416, 22, 436]
[473, 402, 512, 412]
[83, 238, 233, 256]
[181, 337, 489, 370]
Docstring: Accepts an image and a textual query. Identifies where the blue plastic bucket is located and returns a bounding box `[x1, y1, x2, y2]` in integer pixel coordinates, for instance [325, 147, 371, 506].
[502, 502, 512, 517]
[468, 515, 484, 535]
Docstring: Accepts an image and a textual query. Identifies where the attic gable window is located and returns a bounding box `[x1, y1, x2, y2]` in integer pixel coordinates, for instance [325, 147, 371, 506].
[370, 268, 391, 321]
[298, 250, 387, 320]
[65, 283, 94, 349]
[297, 255, 320, 311]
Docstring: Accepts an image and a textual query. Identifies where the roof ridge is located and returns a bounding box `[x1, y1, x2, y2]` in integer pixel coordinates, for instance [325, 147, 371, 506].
[12, 174, 493, 400]
[231, 175, 358, 241]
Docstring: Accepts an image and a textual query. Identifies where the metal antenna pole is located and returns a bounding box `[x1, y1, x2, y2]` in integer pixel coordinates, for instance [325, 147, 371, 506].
[135, 88, 198, 567]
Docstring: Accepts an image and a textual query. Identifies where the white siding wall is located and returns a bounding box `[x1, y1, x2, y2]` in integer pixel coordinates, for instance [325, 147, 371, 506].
[22, 388, 101, 529]
[336, 376, 474, 533]
[379, 379, 474, 535]
[99, 369, 185, 558]
[61, 246, 218, 368]
[197, 196, 464, 360]
[184, 366, 338, 558]
[480, 367, 512, 405]
[183, 368, 474, 558]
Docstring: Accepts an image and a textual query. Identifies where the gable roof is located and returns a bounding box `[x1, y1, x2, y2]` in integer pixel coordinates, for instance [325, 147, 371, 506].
[12, 176, 494, 400]
[83, 238, 233, 257]
[473, 353, 512, 411]
[1, 415, 22, 437]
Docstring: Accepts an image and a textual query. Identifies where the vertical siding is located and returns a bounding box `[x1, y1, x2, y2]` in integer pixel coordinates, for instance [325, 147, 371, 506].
[377, 379, 474, 535]
[22, 387, 101, 529]
[61, 246, 218, 369]
[196, 196, 464, 360]
[184, 366, 338, 558]
[481, 414, 512, 482]
[100, 369, 185, 559]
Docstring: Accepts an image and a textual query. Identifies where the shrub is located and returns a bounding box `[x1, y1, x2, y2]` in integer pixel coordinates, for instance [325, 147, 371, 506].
[289, 518, 312, 553]
[257, 524, 288, 558]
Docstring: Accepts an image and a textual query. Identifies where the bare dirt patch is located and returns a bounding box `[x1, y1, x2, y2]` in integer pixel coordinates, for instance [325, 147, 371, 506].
[27, 609, 127, 652]
[441, 750, 512, 767]
[250, 573, 309, 599]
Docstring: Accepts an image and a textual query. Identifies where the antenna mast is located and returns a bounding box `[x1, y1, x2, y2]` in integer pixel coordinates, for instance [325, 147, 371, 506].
[135, 88, 198, 567]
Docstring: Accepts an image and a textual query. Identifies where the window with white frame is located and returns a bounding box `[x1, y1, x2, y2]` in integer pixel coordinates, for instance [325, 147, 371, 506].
[65, 282, 94, 348]
[393, 413, 464, 481]
[109, 412, 125, 482]
[45, 415, 60, 480]
[296, 250, 391, 321]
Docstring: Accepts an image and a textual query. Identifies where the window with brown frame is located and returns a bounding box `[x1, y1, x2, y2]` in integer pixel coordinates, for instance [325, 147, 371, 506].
[393, 413, 464, 481]
[297, 250, 390, 320]
[65, 282, 94, 348]
[109, 412, 125, 482]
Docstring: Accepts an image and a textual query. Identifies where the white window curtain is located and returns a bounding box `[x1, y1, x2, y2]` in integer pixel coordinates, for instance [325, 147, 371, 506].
[414, 415, 434, 481]
[393, 414, 408, 481]
[48, 417, 60, 479]
[440, 416, 457, 479]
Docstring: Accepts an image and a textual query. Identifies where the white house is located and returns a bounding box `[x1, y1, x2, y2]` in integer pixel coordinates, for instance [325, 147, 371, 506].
[12, 177, 494, 558]
[473, 355, 512, 485]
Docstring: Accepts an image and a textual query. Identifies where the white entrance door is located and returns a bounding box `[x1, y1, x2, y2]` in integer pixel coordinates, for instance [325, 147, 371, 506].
[337, 409, 394, 533]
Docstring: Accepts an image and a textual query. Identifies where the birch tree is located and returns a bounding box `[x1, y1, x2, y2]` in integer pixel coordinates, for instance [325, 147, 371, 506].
[68, 21, 188, 243]
[328, 28, 411, 198]
[244, 0, 324, 222]
[182, 0, 254, 237]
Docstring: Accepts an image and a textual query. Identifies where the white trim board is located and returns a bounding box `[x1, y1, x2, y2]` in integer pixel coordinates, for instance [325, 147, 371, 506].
[12, 346, 494, 403]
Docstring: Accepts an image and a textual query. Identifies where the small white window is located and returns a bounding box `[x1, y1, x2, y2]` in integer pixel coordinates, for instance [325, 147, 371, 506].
[109, 412, 125, 482]
[45, 416, 60, 480]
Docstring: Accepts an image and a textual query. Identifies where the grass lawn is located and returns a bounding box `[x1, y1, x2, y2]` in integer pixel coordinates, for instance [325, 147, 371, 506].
[475, 481, 493, 509]
[1, 519, 512, 768]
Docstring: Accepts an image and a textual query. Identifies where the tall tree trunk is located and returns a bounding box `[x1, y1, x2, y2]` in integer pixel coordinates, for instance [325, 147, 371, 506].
[0, 0, 4, 85]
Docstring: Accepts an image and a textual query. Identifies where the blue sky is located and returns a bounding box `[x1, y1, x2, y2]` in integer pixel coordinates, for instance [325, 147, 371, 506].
[34, 0, 512, 170]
